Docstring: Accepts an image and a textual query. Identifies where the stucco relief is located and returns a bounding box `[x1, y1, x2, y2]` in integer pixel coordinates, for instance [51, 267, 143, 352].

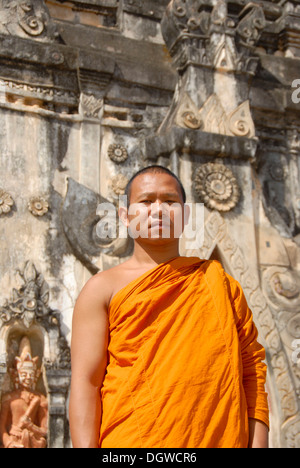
[0, 261, 71, 448]
[0, 0, 299, 448]
[0, 0, 57, 41]
[175, 94, 256, 138]
[194, 162, 240, 212]
[28, 197, 49, 217]
[108, 144, 129, 164]
[0, 189, 14, 215]
[0, 337, 48, 448]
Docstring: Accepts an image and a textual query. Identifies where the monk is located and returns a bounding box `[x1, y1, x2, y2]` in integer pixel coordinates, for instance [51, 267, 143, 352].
[69, 165, 269, 448]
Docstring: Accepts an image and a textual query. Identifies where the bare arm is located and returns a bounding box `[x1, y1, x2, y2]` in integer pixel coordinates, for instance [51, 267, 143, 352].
[248, 418, 269, 448]
[69, 274, 109, 448]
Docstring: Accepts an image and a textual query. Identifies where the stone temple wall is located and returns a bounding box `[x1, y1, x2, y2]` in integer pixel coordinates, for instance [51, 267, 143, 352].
[0, 0, 299, 448]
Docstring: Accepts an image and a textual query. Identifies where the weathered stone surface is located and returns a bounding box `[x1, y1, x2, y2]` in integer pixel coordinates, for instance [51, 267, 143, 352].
[0, 0, 299, 448]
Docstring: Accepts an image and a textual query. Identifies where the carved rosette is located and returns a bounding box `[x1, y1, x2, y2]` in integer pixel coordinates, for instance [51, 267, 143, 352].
[110, 174, 129, 195]
[108, 144, 128, 164]
[194, 163, 240, 212]
[28, 197, 49, 217]
[0, 189, 14, 215]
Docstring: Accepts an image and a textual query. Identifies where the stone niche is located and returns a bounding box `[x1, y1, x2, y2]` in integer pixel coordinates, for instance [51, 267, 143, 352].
[0, 262, 71, 448]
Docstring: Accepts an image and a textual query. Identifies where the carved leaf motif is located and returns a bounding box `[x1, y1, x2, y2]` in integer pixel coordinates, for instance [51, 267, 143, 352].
[211, 0, 227, 26]
[213, 37, 237, 71]
[23, 261, 37, 283]
[174, 93, 255, 139]
[236, 3, 266, 46]
[198, 94, 228, 135]
[175, 93, 203, 129]
[41, 291, 49, 306]
[23, 310, 35, 329]
[169, 0, 212, 36]
[227, 101, 255, 138]
[0, 0, 57, 41]
[80, 94, 103, 119]
[18, 12, 45, 37]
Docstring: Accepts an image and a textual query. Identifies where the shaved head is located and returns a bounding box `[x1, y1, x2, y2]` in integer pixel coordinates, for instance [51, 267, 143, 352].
[125, 165, 186, 207]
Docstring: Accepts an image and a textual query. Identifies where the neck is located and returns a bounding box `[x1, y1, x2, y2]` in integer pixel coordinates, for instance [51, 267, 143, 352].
[131, 240, 180, 267]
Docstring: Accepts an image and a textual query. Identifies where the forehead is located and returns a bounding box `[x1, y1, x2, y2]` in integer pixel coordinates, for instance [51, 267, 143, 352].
[19, 365, 35, 373]
[130, 172, 181, 196]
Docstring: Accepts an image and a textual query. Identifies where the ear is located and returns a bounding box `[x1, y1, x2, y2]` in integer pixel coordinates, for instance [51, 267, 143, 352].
[118, 205, 130, 228]
[184, 203, 191, 226]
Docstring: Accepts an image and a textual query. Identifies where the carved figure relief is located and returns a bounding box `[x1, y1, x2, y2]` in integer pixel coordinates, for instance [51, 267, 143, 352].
[0, 337, 48, 448]
[194, 162, 240, 212]
[0, 262, 71, 448]
[0, 189, 14, 215]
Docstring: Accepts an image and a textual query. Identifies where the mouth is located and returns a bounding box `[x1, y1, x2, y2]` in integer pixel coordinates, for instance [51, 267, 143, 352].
[150, 221, 163, 227]
[149, 221, 172, 230]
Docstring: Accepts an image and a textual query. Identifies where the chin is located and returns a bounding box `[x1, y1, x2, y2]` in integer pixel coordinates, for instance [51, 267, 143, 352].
[139, 236, 177, 246]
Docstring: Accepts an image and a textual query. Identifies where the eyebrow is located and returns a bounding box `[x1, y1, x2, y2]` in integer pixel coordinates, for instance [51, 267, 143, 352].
[136, 192, 181, 199]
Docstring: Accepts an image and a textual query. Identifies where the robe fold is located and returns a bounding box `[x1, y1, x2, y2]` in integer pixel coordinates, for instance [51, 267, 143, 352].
[99, 257, 269, 448]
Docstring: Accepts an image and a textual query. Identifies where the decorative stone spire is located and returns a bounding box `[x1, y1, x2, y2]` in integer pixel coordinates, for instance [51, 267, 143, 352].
[146, 0, 266, 160]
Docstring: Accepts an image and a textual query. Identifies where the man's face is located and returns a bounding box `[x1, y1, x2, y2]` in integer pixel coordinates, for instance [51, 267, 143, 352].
[124, 173, 188, 242]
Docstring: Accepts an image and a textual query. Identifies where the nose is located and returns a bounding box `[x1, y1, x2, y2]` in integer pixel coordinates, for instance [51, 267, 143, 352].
[150, 201, 164, 217]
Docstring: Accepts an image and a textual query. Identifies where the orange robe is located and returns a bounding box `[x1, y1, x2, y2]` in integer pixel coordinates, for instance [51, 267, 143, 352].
[99, 257, 269, 448]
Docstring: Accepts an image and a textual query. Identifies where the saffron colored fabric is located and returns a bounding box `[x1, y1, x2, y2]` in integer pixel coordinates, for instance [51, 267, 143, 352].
[99, 257, 269, 448]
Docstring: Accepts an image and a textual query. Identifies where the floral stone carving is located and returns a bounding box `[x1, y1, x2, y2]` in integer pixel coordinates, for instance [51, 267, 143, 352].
[0, 337, 48, 448]
[194, 162, 240, 212]
[28, 197, 49, 217]
[111, 174, 129, 195]
[108, 144, 128, 164]
[0, 189, 14, 215]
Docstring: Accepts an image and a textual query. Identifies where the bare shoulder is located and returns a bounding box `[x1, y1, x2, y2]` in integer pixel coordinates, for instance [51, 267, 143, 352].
[76, 261, 131, 310]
